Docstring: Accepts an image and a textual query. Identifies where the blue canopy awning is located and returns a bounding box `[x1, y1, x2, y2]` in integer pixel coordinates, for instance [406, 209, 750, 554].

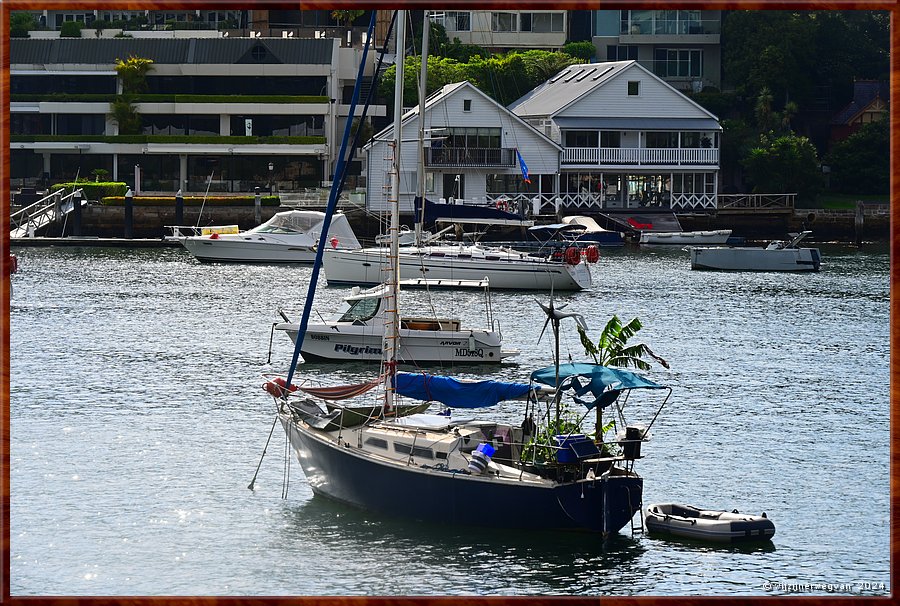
[530, 363, 665, 410]
[394, 372, 532, 408]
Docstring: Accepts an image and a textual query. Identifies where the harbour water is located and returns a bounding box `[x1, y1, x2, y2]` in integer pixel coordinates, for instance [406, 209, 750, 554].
[9, 243, 890, 596]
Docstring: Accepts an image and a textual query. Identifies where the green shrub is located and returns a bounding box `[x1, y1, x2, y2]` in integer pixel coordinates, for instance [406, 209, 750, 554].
[51, 181, 128, 200]
[60, 21, 84, 37]
[563, 41, 596, 61]
[99, 196, 280, 206]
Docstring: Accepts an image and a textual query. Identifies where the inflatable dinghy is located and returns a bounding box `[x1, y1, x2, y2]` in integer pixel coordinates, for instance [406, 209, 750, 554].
[645, 503, 775, 542]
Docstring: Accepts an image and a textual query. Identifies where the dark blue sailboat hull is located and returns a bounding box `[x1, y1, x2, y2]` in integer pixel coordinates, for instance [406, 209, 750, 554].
[282, 417, 642, 535]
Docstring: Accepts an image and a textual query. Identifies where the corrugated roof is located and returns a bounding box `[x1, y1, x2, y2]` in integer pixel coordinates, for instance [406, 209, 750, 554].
[507, 61, 630, 117]
[10, 37, 333, 66]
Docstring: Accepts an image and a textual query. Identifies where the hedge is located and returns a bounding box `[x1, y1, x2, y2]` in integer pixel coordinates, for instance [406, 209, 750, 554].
[12, 135, 325, 145]
[99, 196, 281, 206]
[51, 181, 128, 200]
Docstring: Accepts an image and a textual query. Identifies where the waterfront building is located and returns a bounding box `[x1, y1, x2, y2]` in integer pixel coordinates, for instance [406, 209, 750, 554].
[363, 81, 561, 215]
[509, 60, 721, 210]
[9, 36, 386, 193]
[589, 10, 722, 93]
[829, 79, 889, 147]
[428, 10, 568, 52]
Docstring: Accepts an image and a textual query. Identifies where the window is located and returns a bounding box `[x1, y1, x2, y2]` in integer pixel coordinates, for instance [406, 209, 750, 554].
[337, 297, 379, 323]
[600, 131, 621, 148]
[463, 99, 472, 112]
[627, 81, 640, 96]
[607, 45, 638, 61]
[448, 11, 470, 32]
[653, 49, 702, 78]
[444, 127, 500, 149]
[393, 443, 434, 460]
[491, 12, 517, 32]
[521, 12, 564, 33]
[564, 130, 599, 148]
[645, 132, 679, 148]
[364, 437, 388, 449]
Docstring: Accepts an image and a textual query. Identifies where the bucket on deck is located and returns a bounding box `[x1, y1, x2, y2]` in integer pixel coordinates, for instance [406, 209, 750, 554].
[467, 442, 495, 474]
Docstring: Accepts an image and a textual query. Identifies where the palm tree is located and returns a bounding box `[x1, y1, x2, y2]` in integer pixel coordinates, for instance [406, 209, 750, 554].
[577, 315, 668, 445]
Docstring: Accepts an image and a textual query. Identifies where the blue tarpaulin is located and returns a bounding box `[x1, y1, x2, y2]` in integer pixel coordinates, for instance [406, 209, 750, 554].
[530, 363, 665, 410]
[394, 372, 532, 408]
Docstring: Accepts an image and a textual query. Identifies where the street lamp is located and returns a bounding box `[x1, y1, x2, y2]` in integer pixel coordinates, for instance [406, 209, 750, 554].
[268, 162, 274, 194]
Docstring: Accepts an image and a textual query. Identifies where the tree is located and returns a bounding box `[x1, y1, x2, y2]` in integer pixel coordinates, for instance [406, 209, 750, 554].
[10, 12, 37, 37]
[60, 20, 84, 37]
[562, 41, 595, 62]
[754, 87, 775, 133]
[577, 316, 668, 445]
[330, 10, 365, 27]
[743, 133, 823, 201]
[115, 56, 154, 95]
[826, 119, 889, 194]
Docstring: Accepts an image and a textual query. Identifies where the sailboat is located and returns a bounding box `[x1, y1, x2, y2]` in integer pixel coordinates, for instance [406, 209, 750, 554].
[322, 14, 592, 292]
[264, 11, 669, 537]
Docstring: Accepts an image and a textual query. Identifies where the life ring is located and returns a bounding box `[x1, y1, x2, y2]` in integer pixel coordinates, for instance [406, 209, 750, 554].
[263, 377, 298, 398]
[495, 199, 508, 212]
[564, 246, 581, 265]
[584, 245, 600, 263]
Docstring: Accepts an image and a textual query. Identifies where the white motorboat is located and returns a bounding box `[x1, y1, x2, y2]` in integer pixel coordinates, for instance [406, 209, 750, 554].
[639, 229, 732, 245]
[690, 231, 821, 272]
[275, 280, 518, 364]
[323, 243, 592, 291]
[175, 210, 361, 263]
[645, 503, 775, 542]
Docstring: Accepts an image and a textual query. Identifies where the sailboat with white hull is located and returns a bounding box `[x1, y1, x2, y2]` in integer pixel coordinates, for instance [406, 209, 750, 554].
[264, 11, 666, 536]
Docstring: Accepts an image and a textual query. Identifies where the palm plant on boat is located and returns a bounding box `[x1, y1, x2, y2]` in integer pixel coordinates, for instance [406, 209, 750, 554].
[577, 316, 669, 451]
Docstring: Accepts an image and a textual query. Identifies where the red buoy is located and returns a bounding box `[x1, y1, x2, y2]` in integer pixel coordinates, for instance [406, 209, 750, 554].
[263, 377, 298, 398]
[584, 245, 600, 263]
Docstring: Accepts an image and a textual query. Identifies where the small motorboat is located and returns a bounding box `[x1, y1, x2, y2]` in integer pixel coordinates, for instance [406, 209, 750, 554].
[639, 229, 732, 245]
[645, 503, 775, 542]
[690, 231, 821, 272]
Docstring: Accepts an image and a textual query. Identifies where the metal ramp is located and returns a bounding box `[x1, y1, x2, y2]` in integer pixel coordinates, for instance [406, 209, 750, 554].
[10, 189, 85, 238]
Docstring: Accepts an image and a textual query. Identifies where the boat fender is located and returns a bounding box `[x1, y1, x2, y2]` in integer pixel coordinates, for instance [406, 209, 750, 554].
[584, 245, 600, 263]
[564, 247, 581, 265]
[330, 236, 339, 249]
[263, 377, 298, 398]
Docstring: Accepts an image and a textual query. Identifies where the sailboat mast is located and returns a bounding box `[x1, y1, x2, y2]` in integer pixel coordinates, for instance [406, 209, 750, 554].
[384, 10, 406, 411]
[415, 10, 429, 247]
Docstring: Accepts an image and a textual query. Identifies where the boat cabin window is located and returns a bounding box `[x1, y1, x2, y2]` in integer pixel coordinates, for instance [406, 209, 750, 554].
[364, 437, 388, 449]
[337, 297, 380, 323]
[394, 443, 434, 460]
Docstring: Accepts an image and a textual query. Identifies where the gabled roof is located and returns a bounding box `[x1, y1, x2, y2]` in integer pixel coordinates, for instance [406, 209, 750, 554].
[508, 60, 719, 123]
[365, 80, 562, 152]
[10, 38, 334, 66]
[831, 80, 889, 125]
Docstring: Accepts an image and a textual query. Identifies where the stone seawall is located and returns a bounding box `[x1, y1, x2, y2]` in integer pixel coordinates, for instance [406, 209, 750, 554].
[37, 203, 889, 242]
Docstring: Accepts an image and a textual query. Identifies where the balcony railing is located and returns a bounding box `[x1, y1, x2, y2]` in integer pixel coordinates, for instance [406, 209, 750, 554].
[561, 147, 718, 167]
[425, 147, 516, 168]
[621, 18, 721, 36]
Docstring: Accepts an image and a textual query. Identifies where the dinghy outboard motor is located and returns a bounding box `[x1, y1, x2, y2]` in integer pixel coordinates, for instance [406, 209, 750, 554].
[468, 443, 495, 474]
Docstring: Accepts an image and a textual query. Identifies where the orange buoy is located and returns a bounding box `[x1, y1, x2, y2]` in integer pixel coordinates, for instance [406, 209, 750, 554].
[584, 245, 600, 263]
[564, 246, 581, 265]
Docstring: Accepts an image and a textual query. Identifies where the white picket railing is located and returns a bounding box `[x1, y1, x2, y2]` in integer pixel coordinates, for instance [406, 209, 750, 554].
[562, 147, 718, 166]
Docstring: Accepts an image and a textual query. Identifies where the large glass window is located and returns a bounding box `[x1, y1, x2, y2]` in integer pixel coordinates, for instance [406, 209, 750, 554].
[229, 115, 324, 137]
[56, 114, 105, 136]
[486, 173, 538, 195]
[521, 12, 564, 33]
[447, 11, 470, 31]
[645, 132, 679, 148]
[607, 45, 638, 61]
[653, 49, 702, 78]
[11, 75, 116, 96]
[564, 131, 599, 148]
[145, 75, 327, 96]
[444, 127, 500, 149]
[142, 115, 218, 136]
[600, 131, 621, 147]
[491, 12, 517, 32]
[11, 114, 51, 135]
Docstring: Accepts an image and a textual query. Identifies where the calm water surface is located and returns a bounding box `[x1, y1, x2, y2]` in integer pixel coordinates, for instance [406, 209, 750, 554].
[9, 243, 890, 596]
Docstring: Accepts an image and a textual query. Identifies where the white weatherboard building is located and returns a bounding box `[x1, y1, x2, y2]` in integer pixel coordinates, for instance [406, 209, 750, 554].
[363, 80, 561, 215]
[509, 60, 721, 210]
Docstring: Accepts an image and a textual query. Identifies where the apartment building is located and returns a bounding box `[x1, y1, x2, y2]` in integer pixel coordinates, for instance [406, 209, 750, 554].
[591, 9, 722, 92]
[9, 36, 385, 193]
[429, 10, 568, 52]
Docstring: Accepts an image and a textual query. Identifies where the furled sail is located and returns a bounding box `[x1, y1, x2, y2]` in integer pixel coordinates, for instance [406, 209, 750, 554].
[394, 372, 532, 408]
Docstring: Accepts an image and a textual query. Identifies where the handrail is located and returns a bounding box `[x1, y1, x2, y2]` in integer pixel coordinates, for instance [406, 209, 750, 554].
[11, 188, 84, 236]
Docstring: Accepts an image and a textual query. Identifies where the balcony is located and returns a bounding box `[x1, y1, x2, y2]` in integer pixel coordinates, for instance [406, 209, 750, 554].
[561, 147, 718, 167]
[425, 147, 517, 168]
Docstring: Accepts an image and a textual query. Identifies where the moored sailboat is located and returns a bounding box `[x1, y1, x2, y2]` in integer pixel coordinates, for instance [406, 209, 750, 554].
[263, 11, 668, 537]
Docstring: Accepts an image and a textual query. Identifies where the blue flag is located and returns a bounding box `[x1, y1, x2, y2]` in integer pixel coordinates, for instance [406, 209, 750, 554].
[516, 149, 531, 183]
